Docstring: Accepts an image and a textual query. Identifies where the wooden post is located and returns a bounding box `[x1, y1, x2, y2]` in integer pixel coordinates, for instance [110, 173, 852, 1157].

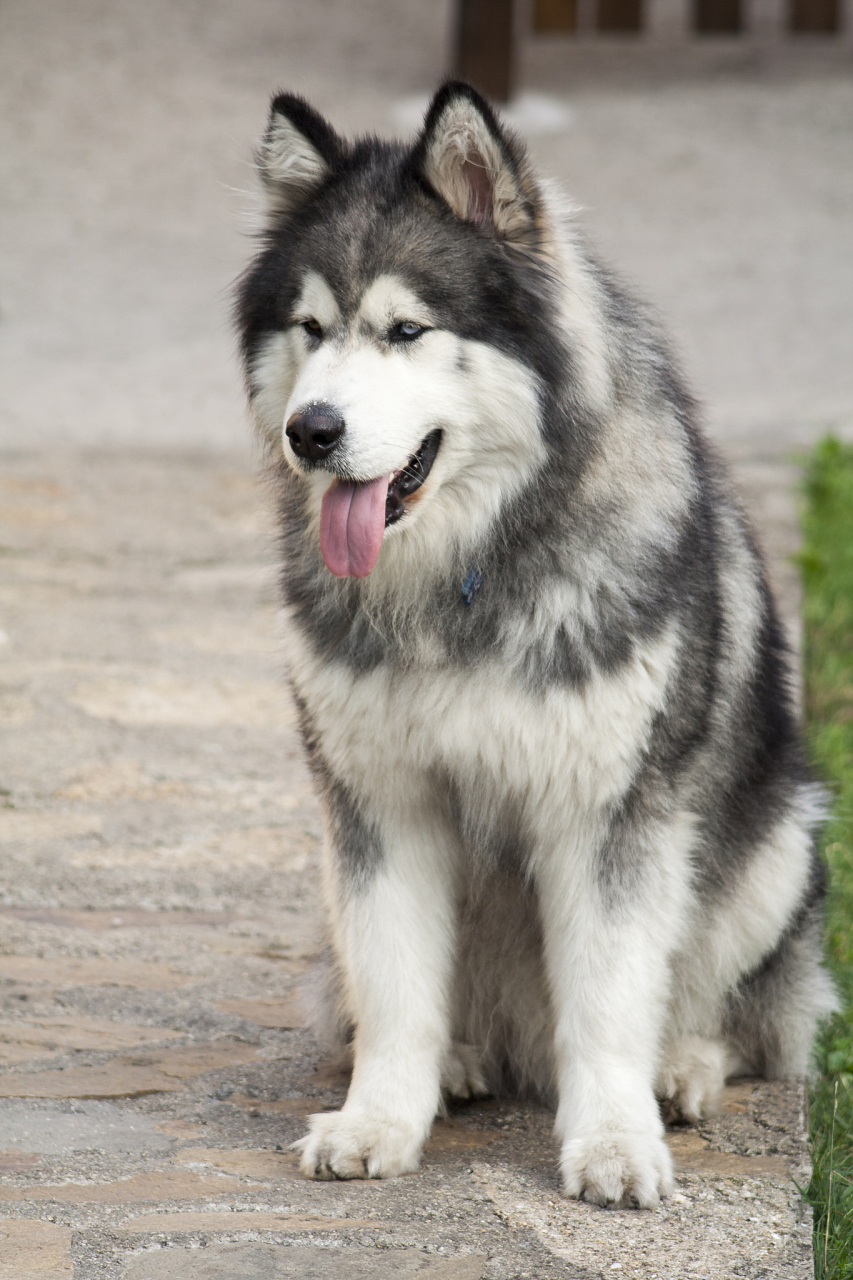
[455, 0, 515, 103]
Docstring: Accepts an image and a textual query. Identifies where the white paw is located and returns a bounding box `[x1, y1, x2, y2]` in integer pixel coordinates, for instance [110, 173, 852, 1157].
[440, 1042, 489, 1100]
[293, 1109, 424, 1180]
[657, 1036, 727, 1125]
[561, 1128, 674, 1208]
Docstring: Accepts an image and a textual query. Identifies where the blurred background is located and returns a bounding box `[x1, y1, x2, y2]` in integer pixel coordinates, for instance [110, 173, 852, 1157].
[0, 0, 851, 456]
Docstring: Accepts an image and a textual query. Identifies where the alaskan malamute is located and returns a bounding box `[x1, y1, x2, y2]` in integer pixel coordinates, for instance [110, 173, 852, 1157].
[236, 83, 834, 1207]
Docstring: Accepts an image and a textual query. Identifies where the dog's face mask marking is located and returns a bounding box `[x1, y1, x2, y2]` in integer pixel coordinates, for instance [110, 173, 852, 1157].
[285, 271, 442, 483]
[281, 272, 456, 577]
[245, 87, 550, 578]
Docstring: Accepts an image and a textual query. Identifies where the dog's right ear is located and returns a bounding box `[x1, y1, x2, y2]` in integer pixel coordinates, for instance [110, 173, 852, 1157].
[256, 94, 343, 217]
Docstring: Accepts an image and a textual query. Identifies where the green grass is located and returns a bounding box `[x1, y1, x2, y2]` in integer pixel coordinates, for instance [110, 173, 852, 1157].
[799, 437, 853, 1278]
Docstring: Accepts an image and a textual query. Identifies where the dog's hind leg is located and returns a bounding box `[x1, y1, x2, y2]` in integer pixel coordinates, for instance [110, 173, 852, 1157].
[440, 1043, 489, 1100]
[295, 795, 457, 1180]
[722, 882, 837, 1079]
[656, 1035, 745, 1124]
[660, 865, 836, 1121]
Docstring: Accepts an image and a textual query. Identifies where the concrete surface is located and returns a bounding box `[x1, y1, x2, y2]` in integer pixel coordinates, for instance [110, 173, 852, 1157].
[0, 452, 815, 1278]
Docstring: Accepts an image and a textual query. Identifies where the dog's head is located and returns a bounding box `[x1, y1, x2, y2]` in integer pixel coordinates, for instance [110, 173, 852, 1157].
[238, 84, 566, 580]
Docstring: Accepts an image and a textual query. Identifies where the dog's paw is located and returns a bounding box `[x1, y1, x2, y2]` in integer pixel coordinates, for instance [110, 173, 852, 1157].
[657, 1035, 727, 1125]
[560, 1129, 674, 1209]
[293, 1109, 423, 1180]
[440, 1042, 489, 1100]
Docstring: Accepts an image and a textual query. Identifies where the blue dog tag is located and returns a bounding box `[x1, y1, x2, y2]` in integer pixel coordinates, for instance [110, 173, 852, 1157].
[461, 568, 483, 606]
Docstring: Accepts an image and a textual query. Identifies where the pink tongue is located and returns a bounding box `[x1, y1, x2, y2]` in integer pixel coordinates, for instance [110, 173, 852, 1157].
[319, 475, 389, 578]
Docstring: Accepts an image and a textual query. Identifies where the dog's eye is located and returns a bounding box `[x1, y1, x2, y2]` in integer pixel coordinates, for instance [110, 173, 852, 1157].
[390, 321, 426, 342]
[301, 319, 323, 339]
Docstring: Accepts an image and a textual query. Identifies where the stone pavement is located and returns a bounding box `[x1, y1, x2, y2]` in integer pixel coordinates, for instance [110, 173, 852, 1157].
[0, 451, 814, 1278]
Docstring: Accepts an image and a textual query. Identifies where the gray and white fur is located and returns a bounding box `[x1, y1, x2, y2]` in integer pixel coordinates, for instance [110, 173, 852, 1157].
[235, 83, 835, 1208]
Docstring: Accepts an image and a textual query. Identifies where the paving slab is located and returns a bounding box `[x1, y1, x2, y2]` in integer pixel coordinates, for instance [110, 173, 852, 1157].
[0, 452, 816, 1279]
[0, 1017, 181, 1057]
[0, 1218, 73, 1278]
[0, 1041, 267, 1100]
[122, 1244, 490, 1280]
[1, 1169, 250, 1205]
[173, 1148, 302, 1178]
[0, 957, 193, 992]
[0, 1100, 173, 1156]
[215, 998, 307, 1029]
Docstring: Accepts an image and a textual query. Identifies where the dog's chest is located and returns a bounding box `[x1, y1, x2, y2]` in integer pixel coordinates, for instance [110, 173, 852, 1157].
[288, 619, 678, 823]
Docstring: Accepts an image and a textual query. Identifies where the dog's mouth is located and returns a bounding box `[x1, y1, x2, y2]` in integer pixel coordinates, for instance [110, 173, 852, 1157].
[319, 429, 442, 579]
[384, 429, 442, 528]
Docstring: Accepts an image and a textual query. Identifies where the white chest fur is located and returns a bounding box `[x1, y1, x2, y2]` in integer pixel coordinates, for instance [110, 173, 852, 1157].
[286, 614, 679, 838]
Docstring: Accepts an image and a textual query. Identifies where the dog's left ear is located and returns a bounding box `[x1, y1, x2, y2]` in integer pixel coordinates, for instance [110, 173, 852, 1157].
[411, 82, 539, 246]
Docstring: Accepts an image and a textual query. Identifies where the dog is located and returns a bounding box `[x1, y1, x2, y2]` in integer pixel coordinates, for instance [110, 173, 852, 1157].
[235, 82, 835, 1208]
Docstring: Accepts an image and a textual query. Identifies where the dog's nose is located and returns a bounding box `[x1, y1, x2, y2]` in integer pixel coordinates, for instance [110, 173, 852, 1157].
[285, 407, 345, 464]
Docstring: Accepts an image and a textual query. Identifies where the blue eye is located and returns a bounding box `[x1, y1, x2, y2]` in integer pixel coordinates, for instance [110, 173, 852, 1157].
[391, 321, 426, 342]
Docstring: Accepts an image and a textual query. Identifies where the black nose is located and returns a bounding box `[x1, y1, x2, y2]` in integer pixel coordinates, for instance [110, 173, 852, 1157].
[285, 407, 345, 464]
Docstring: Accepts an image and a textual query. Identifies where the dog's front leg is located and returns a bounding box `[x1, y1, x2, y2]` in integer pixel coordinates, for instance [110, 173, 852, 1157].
[296, 812, 455, 1180]
[536, 844, 676, 1208]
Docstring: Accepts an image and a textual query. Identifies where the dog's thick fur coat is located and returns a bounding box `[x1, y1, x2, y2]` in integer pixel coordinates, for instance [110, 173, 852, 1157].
[236, 83, 835, 1208]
